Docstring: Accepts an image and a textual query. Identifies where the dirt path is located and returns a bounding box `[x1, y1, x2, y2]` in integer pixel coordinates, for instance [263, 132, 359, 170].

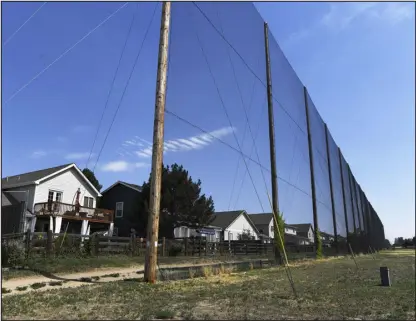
[2, 260, 253, 296]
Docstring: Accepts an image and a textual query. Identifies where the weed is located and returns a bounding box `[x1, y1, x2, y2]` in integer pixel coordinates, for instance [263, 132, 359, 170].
[155, 310, 176, 319]
[189, 268, 196, 279]
[2, 287, 12, 294]
[202, 266, 212, 278]
[30, 283, 46, 290]
[16, 286, 28, 291]
[79, 277, 92, 283]
[102, 273, 120, 278]
[49, 281, 63, 286]
[91, 276, 100, 281]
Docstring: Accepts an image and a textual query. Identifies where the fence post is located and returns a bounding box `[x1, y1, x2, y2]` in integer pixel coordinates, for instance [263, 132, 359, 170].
[245, 241, 248, 255]
[199, 238, 202, 257]
[303, 86, 321, 259]
[205, 239, 208, 256]
[46, 230, 53, 257]
[25, 228, 32, 262]
[92, 233, 99, 256]
[184, 238, 188, 256]
[130, 233, 136, 256]
[162, 237, 166, 257]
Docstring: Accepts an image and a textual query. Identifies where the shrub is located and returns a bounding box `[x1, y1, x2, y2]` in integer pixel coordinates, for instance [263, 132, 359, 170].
[30, 282, 46, 290]
[316, 229, 323, 259]
[168, 244, 182, 257]
[1, 239, 26, 267]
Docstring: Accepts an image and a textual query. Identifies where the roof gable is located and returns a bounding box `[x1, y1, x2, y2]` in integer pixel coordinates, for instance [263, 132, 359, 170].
[2, 163, 71, 189]
[249, 213, 273, 226]
[290, 223, 314, 234]
[101, 181, 142, 194]
[209, 210, 260, 235]
[2, 163, 102, 197]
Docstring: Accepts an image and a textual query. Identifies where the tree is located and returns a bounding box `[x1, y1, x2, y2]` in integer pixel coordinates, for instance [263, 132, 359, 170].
[82, 168, 103, 192]
[238, 229, 255, 241]
[137, 163, 215, 238]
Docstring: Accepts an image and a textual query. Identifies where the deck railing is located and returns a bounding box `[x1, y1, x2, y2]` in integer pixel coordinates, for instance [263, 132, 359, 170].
[34, 202, 113, 223]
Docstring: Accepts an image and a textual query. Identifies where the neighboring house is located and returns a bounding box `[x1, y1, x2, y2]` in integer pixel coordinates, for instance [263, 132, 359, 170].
[209, 210, 260, 241]
[1, 163, 113, 235]
[291, 224, 315, 244]
[320, 231, 335, 247]
[249, 213, 311, 245]
[1, 191, 33, 234]
[173, 224, 223, 242]
[99, 181, 142, 237]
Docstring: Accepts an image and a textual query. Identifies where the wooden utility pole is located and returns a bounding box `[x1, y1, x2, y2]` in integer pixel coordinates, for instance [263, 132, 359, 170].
[144, 1, 171, 284]
[263, 22, 281, 262]
[324, 123, 338, 253]
[303, 86, 320, 255]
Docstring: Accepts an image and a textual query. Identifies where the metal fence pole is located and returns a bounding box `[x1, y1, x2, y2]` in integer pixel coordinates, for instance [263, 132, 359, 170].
[324, 123, 338, 254]
[303, 87, 321, 258]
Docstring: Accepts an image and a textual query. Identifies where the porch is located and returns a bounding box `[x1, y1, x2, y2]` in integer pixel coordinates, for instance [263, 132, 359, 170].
[33, 201, 114, 236]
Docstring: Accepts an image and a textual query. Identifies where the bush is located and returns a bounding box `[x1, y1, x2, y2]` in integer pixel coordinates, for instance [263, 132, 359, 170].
[168, 244, 182, 256]
[316, 229, 323, 259]
[1, 239, 26, 267]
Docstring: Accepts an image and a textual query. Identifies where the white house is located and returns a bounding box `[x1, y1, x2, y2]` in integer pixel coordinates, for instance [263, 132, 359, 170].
[173, 224, 223, 242]
[208, 210, 260, 241]
[248, 213, 313, 245]
[2, 163, 114, 235]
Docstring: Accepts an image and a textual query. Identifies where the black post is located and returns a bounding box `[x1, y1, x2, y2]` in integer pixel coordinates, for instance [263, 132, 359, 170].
[263, 22, 281, 263]
[303, 86, 320, 258]
[324, 123, 338, 254]
[338, 147, 350, 253]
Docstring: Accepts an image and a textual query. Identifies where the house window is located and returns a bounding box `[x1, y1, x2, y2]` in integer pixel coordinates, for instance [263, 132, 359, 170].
[48, 190, 62, 211]
[115, 202, 124, 218]
[83, 197, 94, 208]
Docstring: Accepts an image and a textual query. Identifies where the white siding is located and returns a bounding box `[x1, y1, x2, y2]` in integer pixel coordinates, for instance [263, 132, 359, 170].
[307, 227, 314, 243]
[5, 185, 36, 212]
[285, 227, 297, 235]
[34, 167, 97, 207]
[269, 220, 274, 238]
[225, 214, 258, 240]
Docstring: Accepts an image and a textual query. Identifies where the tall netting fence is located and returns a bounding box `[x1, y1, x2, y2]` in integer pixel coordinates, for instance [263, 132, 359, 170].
[267, 26, 315, 253]
[163, 2, 384, 258]
[327, 130, 348, 252]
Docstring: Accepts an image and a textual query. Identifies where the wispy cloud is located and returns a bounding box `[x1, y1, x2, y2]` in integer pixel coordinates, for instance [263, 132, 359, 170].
[65, 152, 93, 160]
[284, 3, 414, 48]
[31, 150, 48, 159]
[71, 125, 91, 134]
[100, 160, 150, 172]
[132, 126, 236, 158]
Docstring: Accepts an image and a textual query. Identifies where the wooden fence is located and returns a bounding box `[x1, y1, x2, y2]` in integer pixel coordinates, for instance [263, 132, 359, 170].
[1, 230, 317, 261]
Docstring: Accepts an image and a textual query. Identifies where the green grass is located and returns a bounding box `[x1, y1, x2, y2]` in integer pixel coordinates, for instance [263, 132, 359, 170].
[2, 251, 415, 320]
[48, 281, 63, 287]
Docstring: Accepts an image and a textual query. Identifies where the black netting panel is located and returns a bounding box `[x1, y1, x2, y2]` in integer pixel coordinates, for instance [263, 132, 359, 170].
[327, 130, 347, 238]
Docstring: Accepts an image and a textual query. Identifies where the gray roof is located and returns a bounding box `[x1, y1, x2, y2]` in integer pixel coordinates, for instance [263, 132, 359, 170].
[2, 163, 72, 189]
[2, 191, 19, 206]
[208, 210, 245, 230]
[290, 223, 314, 234]
[101, 180, 142, 194]
[249, 213, 298, 229]
[249, 213, 273, 226]
[120, 181, 142, 192]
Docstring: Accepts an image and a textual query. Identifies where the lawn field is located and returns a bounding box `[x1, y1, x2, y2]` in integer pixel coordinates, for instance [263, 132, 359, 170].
[2, 250, 415, 320]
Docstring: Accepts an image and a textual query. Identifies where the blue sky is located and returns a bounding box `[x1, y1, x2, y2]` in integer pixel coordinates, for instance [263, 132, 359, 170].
[2, 2, 414, 241]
